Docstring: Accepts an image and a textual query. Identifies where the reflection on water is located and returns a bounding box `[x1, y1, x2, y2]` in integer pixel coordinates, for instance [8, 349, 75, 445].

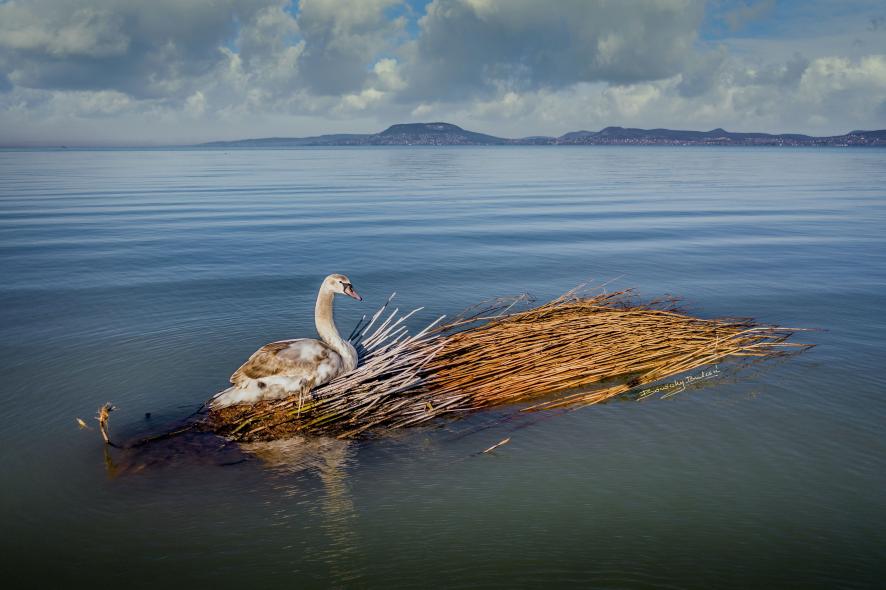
[245, 436, 364, 586]
[100, 431, 248, 476]
[242, 435, 353, 477]
[1, 146, 884, 588]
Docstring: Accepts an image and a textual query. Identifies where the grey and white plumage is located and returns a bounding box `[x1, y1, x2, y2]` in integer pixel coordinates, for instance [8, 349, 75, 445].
[210, 274, 362, 408]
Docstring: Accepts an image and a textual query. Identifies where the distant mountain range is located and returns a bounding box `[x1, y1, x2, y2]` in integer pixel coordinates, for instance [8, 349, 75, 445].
[200, 122, 886, 147]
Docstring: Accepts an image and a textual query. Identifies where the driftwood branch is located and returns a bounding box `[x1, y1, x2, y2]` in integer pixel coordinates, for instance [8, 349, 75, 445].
[96, 403, 117, 447]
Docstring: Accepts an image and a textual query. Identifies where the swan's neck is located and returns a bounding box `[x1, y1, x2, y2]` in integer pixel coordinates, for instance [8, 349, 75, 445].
[315, 287, 357, 370]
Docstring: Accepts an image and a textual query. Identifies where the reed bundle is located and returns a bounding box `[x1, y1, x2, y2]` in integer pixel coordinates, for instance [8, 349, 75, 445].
[206, 288, 809, 441]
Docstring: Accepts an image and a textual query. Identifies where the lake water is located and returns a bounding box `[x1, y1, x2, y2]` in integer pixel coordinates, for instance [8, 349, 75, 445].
[0, 146, 884, 588]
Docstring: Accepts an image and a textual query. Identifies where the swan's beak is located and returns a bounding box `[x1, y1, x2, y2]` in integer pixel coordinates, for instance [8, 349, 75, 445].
[343, 283, 362, 301]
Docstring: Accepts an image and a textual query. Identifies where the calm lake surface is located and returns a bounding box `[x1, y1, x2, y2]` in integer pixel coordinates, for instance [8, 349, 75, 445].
[0, 146, 884, 588]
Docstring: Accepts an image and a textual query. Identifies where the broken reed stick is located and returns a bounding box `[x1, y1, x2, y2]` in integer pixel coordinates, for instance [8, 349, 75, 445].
[96, 402, 116, 446]
[205, 287, 811, 441]
[482, 437, 511, 454]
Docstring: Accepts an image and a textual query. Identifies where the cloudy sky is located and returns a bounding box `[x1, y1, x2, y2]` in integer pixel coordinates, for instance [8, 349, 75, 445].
[0, 0, 884, 145]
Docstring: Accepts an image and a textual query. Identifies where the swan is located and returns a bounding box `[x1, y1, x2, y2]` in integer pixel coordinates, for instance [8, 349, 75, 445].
[210, 274, 362, 408]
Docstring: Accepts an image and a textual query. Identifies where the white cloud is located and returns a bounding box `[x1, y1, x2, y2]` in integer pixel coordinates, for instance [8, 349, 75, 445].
[295, 0, 405, 94]
[336, 88, 384, 112]
[0, 2, 129, 58]
[185, 90, 207, 116]
[400, 0, 704, 100]
[372, 58, 405, 92]
[0, 0, 884, 144]
[801, 55, 886, 94]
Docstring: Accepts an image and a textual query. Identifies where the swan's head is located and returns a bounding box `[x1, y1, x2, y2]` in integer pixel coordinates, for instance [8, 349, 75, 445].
[324, 274, 362, 301]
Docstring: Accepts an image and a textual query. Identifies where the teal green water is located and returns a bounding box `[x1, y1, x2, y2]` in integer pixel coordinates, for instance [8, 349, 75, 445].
[0, 147, 884, 588]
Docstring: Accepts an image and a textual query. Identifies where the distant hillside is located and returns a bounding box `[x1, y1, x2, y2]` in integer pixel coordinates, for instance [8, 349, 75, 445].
[372, 122, 509, 145]
[557, 126, 817, 145]
[199, 122, 886, 147]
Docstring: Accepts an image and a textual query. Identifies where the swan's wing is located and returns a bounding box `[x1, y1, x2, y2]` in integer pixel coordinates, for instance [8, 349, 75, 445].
[230, 339, 341, 386]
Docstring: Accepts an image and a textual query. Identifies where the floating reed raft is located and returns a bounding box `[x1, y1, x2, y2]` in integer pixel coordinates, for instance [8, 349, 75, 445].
[205, 288, 810, 441]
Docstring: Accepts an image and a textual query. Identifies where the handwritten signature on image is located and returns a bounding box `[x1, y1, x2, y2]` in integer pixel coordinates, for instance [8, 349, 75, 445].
[637, 365, 721, 400]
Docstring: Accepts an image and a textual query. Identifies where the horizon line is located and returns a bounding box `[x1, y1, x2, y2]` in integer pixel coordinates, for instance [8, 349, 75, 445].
[2, 121, 884, 149]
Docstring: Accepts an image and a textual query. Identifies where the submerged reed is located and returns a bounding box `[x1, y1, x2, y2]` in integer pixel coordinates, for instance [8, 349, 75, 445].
[205, 287, 810, 441]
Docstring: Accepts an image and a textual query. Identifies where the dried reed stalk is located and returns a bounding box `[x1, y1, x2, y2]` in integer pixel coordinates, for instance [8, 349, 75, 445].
[205, 288, 810, 441]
